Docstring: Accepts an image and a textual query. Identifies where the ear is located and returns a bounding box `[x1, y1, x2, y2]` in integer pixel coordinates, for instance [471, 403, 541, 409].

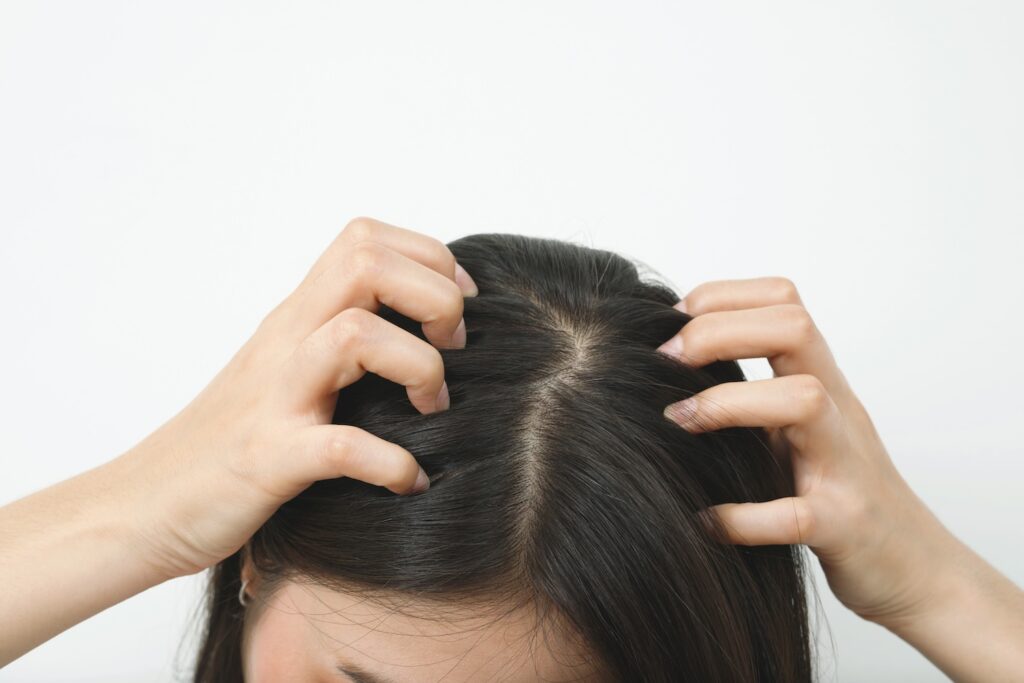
[240, 543, 258, 591]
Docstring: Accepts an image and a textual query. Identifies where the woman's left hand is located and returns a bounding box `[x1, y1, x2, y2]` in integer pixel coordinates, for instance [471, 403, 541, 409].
[655, 276, 954, 626]
[655, 276, 1024, 682]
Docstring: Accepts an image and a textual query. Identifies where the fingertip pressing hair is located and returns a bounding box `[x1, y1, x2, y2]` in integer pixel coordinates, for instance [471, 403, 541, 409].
[193, 233, 813, 683]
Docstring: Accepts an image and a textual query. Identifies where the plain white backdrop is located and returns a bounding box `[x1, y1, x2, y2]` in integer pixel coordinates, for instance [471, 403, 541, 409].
[1, 1, 1022, 681]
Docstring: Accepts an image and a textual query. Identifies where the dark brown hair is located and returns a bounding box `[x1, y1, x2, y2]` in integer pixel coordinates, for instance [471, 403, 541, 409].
[190, 233, 813, 681]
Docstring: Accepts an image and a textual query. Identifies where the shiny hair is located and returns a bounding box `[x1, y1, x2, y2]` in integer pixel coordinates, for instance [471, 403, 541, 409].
[190, 233, 813, 681]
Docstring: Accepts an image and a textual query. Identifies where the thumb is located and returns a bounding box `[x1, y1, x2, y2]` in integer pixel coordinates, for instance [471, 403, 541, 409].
[701, 497, 814, 546]
[281, 424, 430, 496]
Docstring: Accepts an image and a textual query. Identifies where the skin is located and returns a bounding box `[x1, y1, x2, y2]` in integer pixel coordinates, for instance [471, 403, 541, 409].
[0, 216, 1021, 680]
[657, 279, 1024, 681]
[238, 570, 598, 682]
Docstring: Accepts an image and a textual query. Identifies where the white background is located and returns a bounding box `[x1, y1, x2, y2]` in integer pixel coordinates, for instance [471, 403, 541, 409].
[2, 2, 1022, 681]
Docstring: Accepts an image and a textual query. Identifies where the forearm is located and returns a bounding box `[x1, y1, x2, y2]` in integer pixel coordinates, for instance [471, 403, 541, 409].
[0, 450, 172, 666]
[875, 532, 1024, 682]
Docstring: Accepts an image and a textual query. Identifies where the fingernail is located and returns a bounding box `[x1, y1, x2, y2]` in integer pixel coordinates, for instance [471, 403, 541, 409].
[673, 298, 689, 314]
[450, 318, 466, 348]
[411, 467, 430, 493]
[454, 262, 479, 297]
[435, 380, 450, 411]
[664, 398, 697, 427]
[657, 334, 685, 358]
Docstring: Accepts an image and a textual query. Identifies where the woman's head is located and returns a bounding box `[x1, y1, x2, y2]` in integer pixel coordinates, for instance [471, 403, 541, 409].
[192, 233, 812, 682]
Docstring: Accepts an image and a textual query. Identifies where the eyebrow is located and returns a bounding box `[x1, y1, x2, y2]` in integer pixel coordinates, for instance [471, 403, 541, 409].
[335, 662, 399, 683]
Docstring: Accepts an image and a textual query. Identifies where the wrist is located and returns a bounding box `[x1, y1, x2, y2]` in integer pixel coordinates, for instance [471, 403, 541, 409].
[872, 531, 1024, 682]
[855, 482, 966, 630]
[866, 524, 970, 634]
[111, 440, 204, 583]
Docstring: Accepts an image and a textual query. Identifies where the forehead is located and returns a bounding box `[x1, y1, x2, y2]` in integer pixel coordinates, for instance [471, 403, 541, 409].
[243, 579, 601, 682]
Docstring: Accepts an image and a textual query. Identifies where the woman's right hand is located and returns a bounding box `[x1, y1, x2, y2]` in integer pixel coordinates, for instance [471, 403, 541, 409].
[656, 277, 1024, 681]
[121, 216, 478, 580]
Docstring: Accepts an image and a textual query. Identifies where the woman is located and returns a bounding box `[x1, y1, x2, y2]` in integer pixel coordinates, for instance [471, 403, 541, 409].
[2, 217, 1022, 681]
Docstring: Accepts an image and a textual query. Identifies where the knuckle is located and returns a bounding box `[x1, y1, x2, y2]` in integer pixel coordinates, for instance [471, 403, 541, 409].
[782, 303, 817, 342]
[410, 345, 446, 403]
[425, 344, 445, 381]
[321, 427, 362, 473]
[345, 240, 387, 278]
[325, 308, 374, 353]
[428, 239, 458, 275]
[343, 216, 378, 240]
[770, 276, 801, 302]
[679, 317, 710, 359]
[258, 298, 289, 329]
[441, 277, 465, 317]
[791, 374, 830, 415]
[683, 284, 708, 312]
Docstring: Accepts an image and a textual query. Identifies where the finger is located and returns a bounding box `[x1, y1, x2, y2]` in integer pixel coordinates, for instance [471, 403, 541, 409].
[704, 497, 816, 546]
[663, 374, 844, 456]
[301, 216, 477, 297]
[676, 276, 804, 316]
[287, 240, 467, 351]
[658, 303, 853, 406]
[286, 424, 429, 496]
[279, 307, 449, 416]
